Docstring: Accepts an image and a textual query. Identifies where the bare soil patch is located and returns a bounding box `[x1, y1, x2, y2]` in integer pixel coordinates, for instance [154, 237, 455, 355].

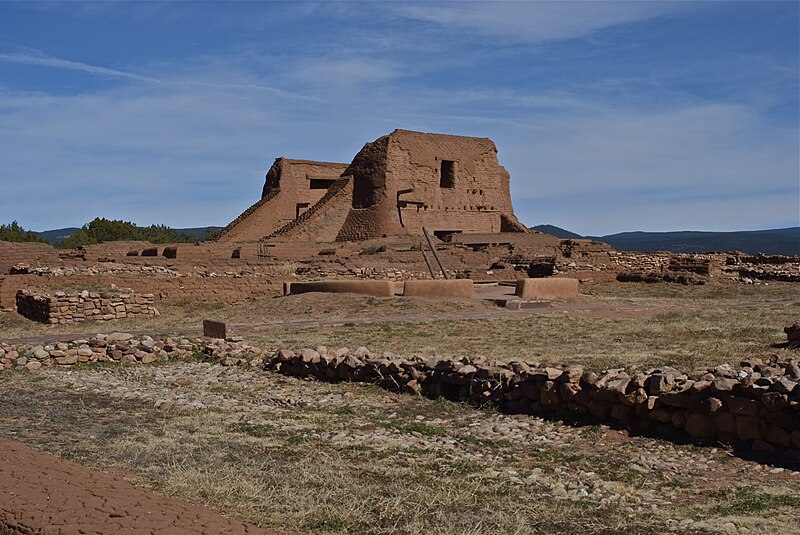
[0, 435, 271, 534]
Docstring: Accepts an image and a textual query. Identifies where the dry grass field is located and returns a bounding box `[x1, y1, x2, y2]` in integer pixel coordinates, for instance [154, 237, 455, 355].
[1, 280, 799, 534]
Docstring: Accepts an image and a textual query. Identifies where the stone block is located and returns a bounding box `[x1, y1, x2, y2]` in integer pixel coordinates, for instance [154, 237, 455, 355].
[289, 280, 395, 297]
[515, 278, 579, 300]
[403, 279, 474, 298]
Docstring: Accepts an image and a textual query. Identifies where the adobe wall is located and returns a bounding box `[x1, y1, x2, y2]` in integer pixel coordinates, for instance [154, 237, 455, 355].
[0, 275, 40, 310]
[216, 159, 348, 243]
[268, 177, 354, 242]
[288, 280, 395, 297]
[389, 129, 523, 234]
[337, 130, 526, 241]
[515, 278, 579, 299]
[402, 279, 474, 298]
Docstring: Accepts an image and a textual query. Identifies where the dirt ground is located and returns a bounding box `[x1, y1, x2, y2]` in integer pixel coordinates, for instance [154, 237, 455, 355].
[1, 280, 799, 534]
[0, 437, 272, 534]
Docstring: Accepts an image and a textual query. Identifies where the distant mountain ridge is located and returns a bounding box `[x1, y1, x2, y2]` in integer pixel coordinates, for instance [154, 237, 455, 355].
[529, 225, 582, 239]
[530, 225, 800, 256]
[35, 226, 223, 245]
[33, 224, 800, 256]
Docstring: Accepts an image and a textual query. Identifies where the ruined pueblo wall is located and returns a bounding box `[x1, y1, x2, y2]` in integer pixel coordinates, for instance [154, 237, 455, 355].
[0, 274, 40, 310]
[16, 289, 158, 324]
[216, 159, 349, 243]
[337, 130, 526, 241]
[0, 241, 60, 274]
[267, 177, 354, 242]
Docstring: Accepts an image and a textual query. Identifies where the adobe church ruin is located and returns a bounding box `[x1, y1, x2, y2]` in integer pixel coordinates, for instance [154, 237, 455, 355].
[215, 129, 527, 243]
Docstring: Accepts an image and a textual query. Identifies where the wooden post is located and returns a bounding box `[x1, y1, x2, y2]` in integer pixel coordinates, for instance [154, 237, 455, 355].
[420, 245, 437, 279]
[422, 227, 450, 280]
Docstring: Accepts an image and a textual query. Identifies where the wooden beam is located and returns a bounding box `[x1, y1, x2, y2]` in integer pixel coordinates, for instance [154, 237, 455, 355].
[422, 227, 450, 280]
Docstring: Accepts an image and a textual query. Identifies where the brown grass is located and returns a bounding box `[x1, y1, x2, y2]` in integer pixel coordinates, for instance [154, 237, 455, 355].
[1, 366, 798, 535]
[0, 293, 496, 340]
[4, 281, 797, 372]
[247, 299, 799, 371]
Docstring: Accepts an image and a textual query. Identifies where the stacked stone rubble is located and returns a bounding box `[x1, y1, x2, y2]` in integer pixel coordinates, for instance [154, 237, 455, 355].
[731, 255, 800, 283]
[16, 289, 158, 324]
[3, 331, 799, 457]
[264, 348, 800, 456]
[0, 334, 268, 372]
[0, 333, 196, 369]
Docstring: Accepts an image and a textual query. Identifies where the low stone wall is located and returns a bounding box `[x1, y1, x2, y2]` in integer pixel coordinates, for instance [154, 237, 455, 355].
[668, 256, 721, 276]
[0, 334, 264, 370]
[2, 334, 798, 462]
[402, 279, 474, 298]
[287, 280, 396, 297]
[265, 348, 800, 458]
[733, 258, 800, 283]
[16, 289, 159, 324]
[616, 271, 709, 285]
[515, 278, 579, 299]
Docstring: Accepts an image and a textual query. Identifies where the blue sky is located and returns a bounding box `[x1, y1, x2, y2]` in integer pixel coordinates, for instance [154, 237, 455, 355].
[0, 1, 797, 235]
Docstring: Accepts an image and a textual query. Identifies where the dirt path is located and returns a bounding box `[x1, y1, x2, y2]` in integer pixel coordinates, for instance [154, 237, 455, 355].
[0, 437, 274, 535]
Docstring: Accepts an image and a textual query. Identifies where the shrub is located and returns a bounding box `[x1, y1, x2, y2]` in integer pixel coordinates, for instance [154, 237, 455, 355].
[57, 218, 197, 248]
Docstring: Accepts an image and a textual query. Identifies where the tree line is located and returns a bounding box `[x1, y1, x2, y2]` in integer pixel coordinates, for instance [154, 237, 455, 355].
[1, 219, 218, 248]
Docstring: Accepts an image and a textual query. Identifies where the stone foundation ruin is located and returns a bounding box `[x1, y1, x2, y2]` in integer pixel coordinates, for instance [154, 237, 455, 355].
[16, 289, 158, 324]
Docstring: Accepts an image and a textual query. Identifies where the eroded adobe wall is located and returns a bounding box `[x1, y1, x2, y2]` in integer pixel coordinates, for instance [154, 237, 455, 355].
[269, 177, 354, 242]
[388, 129, 521, 234]
[337, 130, 526, 241]
[337, 135, 394, 241]
[0, 275, 40, 310]
[0, 241, 61, 274]
[217, 159, 348, 243]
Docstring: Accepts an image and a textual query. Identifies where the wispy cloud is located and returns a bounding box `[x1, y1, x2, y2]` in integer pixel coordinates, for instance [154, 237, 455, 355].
[0, 50, 155, 82]
[288, 57, 403, 88]
[395, 1, 690, 43]
[0, 49, 327, 103]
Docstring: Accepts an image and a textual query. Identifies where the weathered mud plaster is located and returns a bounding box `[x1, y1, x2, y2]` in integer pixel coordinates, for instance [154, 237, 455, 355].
[216, 130, 527, 243]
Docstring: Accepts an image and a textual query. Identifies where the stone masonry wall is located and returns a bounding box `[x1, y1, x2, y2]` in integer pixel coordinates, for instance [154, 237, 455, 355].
[16, 289, 158, 324]
[2, 334, 798, 463]
[265, 348, 800, 458]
